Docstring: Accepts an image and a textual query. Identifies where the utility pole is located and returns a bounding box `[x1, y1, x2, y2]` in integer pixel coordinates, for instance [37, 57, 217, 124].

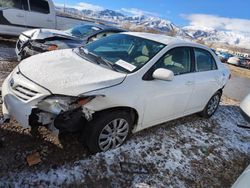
[64, 0, 66, 13]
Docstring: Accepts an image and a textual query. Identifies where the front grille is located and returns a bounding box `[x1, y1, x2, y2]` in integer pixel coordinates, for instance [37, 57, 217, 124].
[11, 84, 39, 101]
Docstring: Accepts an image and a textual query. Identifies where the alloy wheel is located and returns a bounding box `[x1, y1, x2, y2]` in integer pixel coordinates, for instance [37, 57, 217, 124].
[207, 95, 220, 115]
[98, 118, 129, 151]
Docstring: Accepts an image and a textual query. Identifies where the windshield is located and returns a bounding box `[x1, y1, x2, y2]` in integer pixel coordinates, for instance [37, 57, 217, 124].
[65, 25, 101, 39]
[77, 34, 165, 73]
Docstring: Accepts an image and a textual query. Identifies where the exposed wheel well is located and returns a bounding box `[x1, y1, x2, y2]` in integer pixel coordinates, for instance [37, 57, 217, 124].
[217, 88, 223, 96]
[96, 107, 139, 126]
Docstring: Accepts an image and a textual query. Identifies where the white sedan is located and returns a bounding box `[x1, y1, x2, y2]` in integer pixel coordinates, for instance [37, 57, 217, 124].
[1, 32, 230, 152]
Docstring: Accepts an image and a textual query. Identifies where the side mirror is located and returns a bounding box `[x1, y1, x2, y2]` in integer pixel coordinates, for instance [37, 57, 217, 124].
[152, 68, 174, 81]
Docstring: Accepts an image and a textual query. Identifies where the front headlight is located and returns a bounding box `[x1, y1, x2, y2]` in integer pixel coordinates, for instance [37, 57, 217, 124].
[30, 41, 58, 51]
[37, 95, 95, 114]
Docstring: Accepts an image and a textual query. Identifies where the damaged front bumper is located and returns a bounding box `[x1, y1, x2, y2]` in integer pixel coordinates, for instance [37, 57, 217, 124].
[16, 39, 50, 61]
[1, 68, 51, 128]
[2, 68, 96, 133]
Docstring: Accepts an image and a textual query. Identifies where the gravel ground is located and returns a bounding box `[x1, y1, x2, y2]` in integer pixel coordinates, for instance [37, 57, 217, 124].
[0, 39, 250, 187]
[0, 98, 249, 187]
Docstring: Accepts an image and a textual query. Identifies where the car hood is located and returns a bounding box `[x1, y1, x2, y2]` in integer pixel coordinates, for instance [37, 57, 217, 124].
[18, 49, 126, 96]
[21, 29, 77, 40]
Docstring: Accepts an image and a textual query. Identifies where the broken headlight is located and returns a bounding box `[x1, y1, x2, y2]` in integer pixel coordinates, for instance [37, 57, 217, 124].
[47, 44, 58, 51]
[30, 41, 58, 51]
[37, 95, 94, 115]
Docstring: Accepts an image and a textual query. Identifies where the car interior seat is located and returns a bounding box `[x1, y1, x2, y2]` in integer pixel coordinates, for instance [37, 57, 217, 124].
[165, 50, 188, 74]
[134, 45, 150, 66]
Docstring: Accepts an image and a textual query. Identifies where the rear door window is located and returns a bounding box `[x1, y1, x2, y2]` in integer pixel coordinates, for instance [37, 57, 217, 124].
[0, 0, 28, 10]
[29, 0, 50, 14]
[194, 48, 217, 72]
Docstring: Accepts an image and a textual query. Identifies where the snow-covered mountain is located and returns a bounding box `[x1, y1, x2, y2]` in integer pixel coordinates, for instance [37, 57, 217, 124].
[183, 25, 250, 49]
[56, 6, 179, 33]
[56, 5, 250, 50]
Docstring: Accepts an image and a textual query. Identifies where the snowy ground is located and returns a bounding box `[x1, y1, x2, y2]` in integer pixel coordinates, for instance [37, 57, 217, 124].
[0, 98, 249, 187]
[0, 39, 250, 187]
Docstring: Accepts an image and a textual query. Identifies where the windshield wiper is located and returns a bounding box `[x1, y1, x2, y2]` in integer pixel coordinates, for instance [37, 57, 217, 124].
[90, 53, 117, 71]
[79, 47, 117, 71]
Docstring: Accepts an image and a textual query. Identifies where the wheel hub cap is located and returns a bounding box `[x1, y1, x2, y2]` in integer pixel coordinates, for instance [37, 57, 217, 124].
[98, 118, 129, 151]
[207, 95, 220, 115]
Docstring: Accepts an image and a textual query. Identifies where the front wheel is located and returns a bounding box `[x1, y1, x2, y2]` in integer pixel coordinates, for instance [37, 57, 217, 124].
[85, 111, 132, 153]
[200, 91, 221, 118]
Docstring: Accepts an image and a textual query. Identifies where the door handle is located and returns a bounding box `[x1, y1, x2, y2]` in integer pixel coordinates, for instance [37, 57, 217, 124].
[16, 14, 24, 18]
[46, 19, 53, 22]
[185, 81, 194, 86]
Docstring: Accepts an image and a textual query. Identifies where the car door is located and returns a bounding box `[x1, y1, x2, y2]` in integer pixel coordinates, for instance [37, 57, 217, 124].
[26, 0, 55, 29]
[186, 47, 221, 113]
[142, 47, 195, 127]
[0, 0, 28, 34]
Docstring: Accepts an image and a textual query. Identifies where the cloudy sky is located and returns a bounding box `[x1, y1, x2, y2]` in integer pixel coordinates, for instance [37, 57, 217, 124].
[54, 0, 250, 33]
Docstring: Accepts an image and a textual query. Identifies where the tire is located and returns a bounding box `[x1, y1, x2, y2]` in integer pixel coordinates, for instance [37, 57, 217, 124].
[200, 91, 221, 118]
[84, 110, 133, 153]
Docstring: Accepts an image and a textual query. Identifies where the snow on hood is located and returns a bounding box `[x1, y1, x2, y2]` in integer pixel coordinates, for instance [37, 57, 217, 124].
[21, 29, 75, 40]
[18, 49, 126, 96]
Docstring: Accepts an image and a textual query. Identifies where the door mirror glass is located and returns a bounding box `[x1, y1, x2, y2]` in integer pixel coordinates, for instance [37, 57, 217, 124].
[152, 68, 174, 81]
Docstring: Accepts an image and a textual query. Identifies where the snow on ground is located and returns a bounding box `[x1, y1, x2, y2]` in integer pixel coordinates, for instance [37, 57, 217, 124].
[0, 99, 249, 187]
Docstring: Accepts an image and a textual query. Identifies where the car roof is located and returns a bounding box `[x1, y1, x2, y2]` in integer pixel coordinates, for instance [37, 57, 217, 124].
[123, 32, 208, 49]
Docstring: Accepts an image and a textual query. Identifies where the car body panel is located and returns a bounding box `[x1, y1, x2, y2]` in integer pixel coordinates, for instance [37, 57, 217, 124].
[18, 49, 127, 96]
[21, 28, 76, 40]
[232, 165, 250, 188]
[240, 93, 250, 122]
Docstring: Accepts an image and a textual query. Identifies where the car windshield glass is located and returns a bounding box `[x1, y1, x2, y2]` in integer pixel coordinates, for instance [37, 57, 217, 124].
[76, 34, 165, 73]
[65, 25, 101, 39]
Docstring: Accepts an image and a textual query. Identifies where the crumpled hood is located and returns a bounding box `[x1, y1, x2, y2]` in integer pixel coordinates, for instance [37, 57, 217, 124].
[21, 29, 76, 40]
[18, 49, 126, 96]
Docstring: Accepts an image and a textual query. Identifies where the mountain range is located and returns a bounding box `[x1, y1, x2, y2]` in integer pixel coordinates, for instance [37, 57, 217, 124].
[56, 6, 250, 50]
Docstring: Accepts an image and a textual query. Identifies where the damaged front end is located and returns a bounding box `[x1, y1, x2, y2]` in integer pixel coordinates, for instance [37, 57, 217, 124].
[30, 95, 97, 133]
[17, 39, 59, 61]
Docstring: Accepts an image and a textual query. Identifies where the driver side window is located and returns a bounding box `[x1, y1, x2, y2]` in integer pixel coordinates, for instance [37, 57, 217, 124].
[154, 47, 192, 75]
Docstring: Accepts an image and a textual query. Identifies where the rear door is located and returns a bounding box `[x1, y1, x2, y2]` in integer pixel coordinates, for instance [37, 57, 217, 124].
[0, 0, 28, 35]
[186, 47, 221, 113]
[26, 0, 55, 29]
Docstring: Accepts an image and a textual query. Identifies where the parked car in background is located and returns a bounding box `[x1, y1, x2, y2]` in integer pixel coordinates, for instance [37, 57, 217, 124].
[15, 24, 125, 60]
[0, 0, 90, 36]
[227, 56, 242, 66]
[2, 32, 230, 153]
[227, 56, 250, 69]
[240, 93, 250, 122]
[218, 52, 233, 63]
[240, 58, 250, 69]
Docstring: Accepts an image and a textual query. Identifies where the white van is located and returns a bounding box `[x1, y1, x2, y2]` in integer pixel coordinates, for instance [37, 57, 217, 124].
[0, 0, 87, 36]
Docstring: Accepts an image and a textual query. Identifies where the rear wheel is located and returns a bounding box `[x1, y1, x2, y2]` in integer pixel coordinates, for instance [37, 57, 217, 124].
[85, 110, 132, 153]
[200, 91, 221, 118]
